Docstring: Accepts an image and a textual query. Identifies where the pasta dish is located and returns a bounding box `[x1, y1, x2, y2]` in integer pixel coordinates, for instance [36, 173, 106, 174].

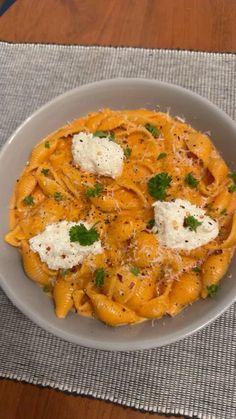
[5, 109, 236, 326]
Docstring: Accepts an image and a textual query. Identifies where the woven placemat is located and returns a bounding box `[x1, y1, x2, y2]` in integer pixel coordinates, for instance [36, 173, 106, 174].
[0, 42, 236, 419]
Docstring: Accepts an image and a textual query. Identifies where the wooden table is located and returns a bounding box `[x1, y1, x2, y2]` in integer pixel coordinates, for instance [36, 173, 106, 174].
[0, 1, 235, 418]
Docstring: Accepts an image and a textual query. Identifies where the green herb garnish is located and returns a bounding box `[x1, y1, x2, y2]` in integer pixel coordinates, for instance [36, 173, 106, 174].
[207, 284, 219, 297]
[220, 208, 228, 216]
[185, 172, 199, 189]
[95, 268, 106, 287]
[43, 285, 52, 293]
[130, 266, 140, 276]
[192, 266, 201, 274]
[69, 223, 99, 246]
[61, 269, 69, 277]
[124, 147, 132, 158]
[23, 195, 34, 206]
[183, 215, 202, 232]
[147, 172, 172, 200]
[85, 183, 104, 198]
[145, 123, 160, 138]
[228, 172, 236, 183]
[54, 192, 63, 202]
[157, 152, 167, 160]
[41, 168, 50, 176]
[147, 218, 155, 229]
[44, 141, 50, 149]
[93, 130, 115, 141]
[229, 184, 236, 193]
[228, 172, 236, 193]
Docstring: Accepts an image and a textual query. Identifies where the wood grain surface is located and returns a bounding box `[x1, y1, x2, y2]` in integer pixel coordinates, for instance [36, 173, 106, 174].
[0, 1, 235, 419]
[0, 379, 180, 419]
[0, 0, 235, 52]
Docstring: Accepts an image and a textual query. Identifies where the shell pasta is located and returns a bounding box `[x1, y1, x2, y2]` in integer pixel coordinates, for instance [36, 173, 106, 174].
[5, 109, 236, 326]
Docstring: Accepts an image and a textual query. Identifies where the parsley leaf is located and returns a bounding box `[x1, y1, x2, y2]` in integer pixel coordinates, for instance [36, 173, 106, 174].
[185, 172, 199, 188]
[61, 269, 69, 277]
[220, 208, 228, 216]
[192, 266, 201, 274]
[207, 284, 219, 297]
[147, 218, 155, 229]
[124, 147, 132, 158]
[93, 130, 115, 141]
[157, 152, 167, 160]
[23, 195, 34, 206]
[229, 184, 236, 193]
[228, 172, 236, 183]
[43, 284, 52, 293]
[130, 266, 140, 276]
[85, 183, 104, 198]
[147, 172, 172, 200]
[69, 223, 99, 246]
[183, 215, 202, 232]
[41, 168, 50, 176]
[228, 172, 236, 193]
[95, 268, 106, 287]
[145, 123, 160, 138]
[54, 192, 63, 202]
[44, 141, 50, 149]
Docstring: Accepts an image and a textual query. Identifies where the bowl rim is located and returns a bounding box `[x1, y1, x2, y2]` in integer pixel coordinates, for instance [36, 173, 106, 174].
[1, 77, 236, 351]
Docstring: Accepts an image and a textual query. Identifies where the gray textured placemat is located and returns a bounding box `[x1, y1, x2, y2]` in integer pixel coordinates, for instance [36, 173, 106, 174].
[0, 42, 236, 419]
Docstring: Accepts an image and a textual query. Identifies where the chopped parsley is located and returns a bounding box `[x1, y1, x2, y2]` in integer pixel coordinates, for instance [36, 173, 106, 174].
[44, 141, 50, 149]
[147, 218, 155, 229]
[61, 269, 69, 277]
[228, 172, 236, 183]
[23, 195, 34, 206]
[220, 208, 228, 216]
[69, 223, 99, 246]
[93, 130, 115, 141]
[147, 172, 172, 200]
[54, 192, 63, 202]
[229, 184, 236, 193]
[130, 266, 140, 276]
[145, 123, 160, 138]
[185, 172, 199, 189]
[41, 168, 50, 176]
[207, 284, 219, 297]
[228, 172, 236, 193]
[192, 266, 201, 274]
[183, 215, 202, 232]
[85, 183, 104, 198]
[43, 284, 52, 293]
[95, 268, 106, 287]
[124, 147, 132, 158]
[157, 152, 167, 160]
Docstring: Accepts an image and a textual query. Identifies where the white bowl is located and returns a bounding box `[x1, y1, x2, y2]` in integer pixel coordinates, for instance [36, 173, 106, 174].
[0, 78, 236, 351]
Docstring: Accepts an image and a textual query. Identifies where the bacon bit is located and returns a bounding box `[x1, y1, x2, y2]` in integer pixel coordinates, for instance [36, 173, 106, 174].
[128, 281, 135, 289]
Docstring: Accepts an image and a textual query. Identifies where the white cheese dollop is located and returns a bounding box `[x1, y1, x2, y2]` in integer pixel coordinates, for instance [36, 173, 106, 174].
[153, 199, 219, 251]
[72, 132, 124, 178]
[29, 221, 103, 270]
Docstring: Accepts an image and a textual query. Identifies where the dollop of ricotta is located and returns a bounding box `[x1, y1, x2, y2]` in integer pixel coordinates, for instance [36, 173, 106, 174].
[29, 221, 103, 270]
[153, 199, 219, 250]
[72, 132, 124, 178]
